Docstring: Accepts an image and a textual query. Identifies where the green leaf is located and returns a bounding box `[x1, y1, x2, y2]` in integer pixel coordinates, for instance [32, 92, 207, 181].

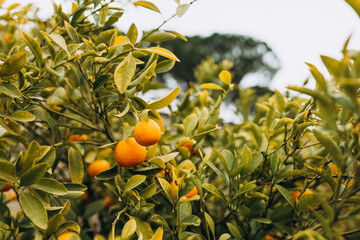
[0, 160, 16, 181]
[19, 193, 48, 230]
[151, 227, 163, 240]
[275, 89, 285, 113]
[176, 4, 190, 17]
[143, 32, 176, 42]
[30, 178, 68, 195]
[19, 140, 40, 175]
[114, 53, 136, 93]
[184, 113, 198, 137]
[157, 178, 174, 205]
[305, 165, 337, 191]
[0, 82, 21, 98]
[121, 219, 137, 240]
[297, 193, 318, 212]
[20, 163, 48, 186]
[205, 212, 215, 237]
[133, 1, 160, 13]
[219, 233, 232, 240]
[202, 183, 225, 201]
[346, 0, 360, 18]
[140, 183, 157, 199]
[105, 11, 124, 26]
[83, 200, 105, 219]
[124, 175, 146, 193]
[305, 62, 327, 91]
[219, 70, 231, 85]
[0, 50, 26, 76]
[45, 213, 63, 237]
[321, 55, 339, 76]
[63, 141, 84, 155]
[68, 147, 84, 184]
[313, 129, 342, 169]
[127, 23, 138, 45]
[181, 215, 201, 226]
[55, 222, 81, 236]
[155, 59, 175, 73]
[10, 111, 36, 122]
[200, 83, 224, 91]
[49, 33, 69, 56]
[226, 222, 242, 239]
[64, 21, 79, 43]
[129, 216, 153, 239]
[232, 181, 257, 200]
[93, 74, 111, 92]
[144, 47, 180, 61]
[275, 184, 295, 208]
[21, 30, 43, 66]
[150, 214, 171, 232]
[94, 165, 119, 180]
[148, 87, 180, 109]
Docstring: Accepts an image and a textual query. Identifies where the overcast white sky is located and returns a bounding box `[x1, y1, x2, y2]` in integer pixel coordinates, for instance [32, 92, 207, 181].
[16, 0, 360, 92]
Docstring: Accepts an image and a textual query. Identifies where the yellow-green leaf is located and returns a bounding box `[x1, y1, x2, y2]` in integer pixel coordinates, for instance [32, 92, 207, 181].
[219, 70, 231, 85]
[127, 23, 138, 45]
[21, 30, 43, 66]
[0, 50, 26, 76]
[200, 83, 224, 91]
[124, 175, 146, 193]
[144, 31, 176, 42]
[68, 147, 84, 184]
[114, 53, 136, 93]
[133, 1, 160, 13]
[346, 0, 360, 18]
[176, 4, 190, 17]
[151, 227, 163, 240]
[64, 21, 80, 43]
[148, 87, 180, 109]
[10, 111, 36, 122]
[19, 193, 48, 230]
[144, 47, 180, 62]
[121, 219, 137, 240]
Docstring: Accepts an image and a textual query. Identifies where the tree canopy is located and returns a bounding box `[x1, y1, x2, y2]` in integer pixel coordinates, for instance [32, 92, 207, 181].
[160, 33, 280, 87]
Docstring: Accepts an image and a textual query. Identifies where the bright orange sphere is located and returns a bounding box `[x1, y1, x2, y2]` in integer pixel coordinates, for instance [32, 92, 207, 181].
[4, 33, 10, 44]
[264, 235, 276, 240]
[178, 138, 200, 155]
[68, 134, 88, 142]
[291, 189, 313, 201]
[58, 232, 77, 240]
[114, 137, 147, 168]
[134, 119, 161, 146]
[185, 186, 198, 198]
[88, 160, 111, 178]
[103, 196, 114, 210]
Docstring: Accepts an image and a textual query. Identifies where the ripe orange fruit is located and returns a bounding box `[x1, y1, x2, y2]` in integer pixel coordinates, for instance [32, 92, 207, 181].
[264, 235, 276, 240]
[58, 231, 77, 240]
[178, 138, 200, 156]
[291, 189, 313, 201]
[68, 134, 88, 142]
[114, 137, 147, 168]
[103, 196, 114, 210]
[185, 186, 198, 198]
[5, 189, 16, 201]
[134, 119, 161, 146]
[88, 160, 111, 178]
[4, 33, 10, 44]
[0, 181, 12, 192]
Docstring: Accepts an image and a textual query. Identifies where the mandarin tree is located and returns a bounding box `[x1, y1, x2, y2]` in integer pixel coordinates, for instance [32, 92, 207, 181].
[1, 0, 360, 240]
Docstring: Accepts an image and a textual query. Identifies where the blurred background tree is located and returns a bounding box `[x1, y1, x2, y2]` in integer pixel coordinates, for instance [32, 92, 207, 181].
[159, 33, 280, 89]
